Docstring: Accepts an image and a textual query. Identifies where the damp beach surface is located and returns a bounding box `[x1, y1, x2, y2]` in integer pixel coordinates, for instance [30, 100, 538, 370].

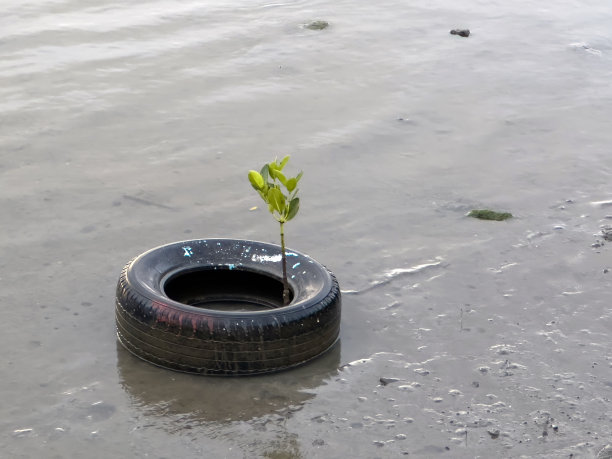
[1, 0, 612, 457]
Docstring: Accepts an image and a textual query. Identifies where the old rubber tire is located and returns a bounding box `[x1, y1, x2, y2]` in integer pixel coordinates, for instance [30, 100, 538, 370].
[115, 239, 341, 376]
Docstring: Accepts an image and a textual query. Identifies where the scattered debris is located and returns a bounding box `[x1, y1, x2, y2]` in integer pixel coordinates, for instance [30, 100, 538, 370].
[601, 226, 612, 241]
[468, 209, 513, 221]
[450, 29, 470, 37]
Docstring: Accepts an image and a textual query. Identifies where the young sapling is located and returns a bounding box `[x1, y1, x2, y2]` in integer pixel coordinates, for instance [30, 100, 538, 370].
[248, 156, 303, 305]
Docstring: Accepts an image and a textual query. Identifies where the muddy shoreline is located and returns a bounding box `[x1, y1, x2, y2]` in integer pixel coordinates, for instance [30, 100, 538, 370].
[2, 0, 612, 457]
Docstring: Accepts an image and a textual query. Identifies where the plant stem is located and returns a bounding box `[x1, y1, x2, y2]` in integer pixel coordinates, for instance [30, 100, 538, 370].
[280, 222, 290, 305]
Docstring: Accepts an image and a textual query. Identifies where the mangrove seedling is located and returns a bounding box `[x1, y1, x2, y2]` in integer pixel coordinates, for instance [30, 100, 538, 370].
[248, 156, 303, 305]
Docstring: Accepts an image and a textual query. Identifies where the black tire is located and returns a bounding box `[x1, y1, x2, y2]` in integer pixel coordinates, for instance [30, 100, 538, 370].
[115, 239, 341, 376]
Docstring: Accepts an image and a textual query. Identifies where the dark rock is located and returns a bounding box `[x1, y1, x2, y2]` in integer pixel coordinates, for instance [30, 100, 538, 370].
[380, 377, 400, 386]
[306, 20, 329, 30]
[450, 29, 470, 37]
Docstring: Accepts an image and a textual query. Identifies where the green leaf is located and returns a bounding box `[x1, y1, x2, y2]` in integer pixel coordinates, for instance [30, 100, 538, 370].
[268, 167, 287, 186]
[287, 197, 300, 221]
[267, 187, 286, 214]
[294, 171, 303, 183]
[275, 170, 288, 186]
[286, 177, 297, 192]
[248, 170, 265, 190]
[260, 164, 270, 184]
[278, 155, 290, 170]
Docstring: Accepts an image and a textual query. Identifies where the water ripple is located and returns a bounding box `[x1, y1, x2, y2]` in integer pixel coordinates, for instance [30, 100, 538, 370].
[342, 258, 445, 295]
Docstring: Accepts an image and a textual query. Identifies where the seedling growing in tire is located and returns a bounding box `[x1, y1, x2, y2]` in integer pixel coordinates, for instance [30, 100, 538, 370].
[248, 156, 302, 305]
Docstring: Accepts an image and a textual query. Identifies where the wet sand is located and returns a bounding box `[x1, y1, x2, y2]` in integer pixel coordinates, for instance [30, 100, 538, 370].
[1, 0, 611, 457]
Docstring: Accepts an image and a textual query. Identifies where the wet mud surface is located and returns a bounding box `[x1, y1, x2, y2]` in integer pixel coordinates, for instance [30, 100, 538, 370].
[2, 0, 612, 457]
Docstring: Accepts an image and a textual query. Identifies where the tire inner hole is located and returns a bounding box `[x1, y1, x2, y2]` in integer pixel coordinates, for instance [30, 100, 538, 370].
[163, 268, 294, 311]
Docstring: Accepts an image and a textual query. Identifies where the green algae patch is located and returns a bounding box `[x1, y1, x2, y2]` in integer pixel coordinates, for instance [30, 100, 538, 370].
[468, 209, 513, 221]
[306, 20, 329, 30]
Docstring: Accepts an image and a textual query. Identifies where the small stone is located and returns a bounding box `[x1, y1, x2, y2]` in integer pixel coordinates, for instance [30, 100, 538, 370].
[450, 29, 470, 37]
[312, 439, 325, 446]
[380, 377, 400, 386]
[487, 430, 500, 439]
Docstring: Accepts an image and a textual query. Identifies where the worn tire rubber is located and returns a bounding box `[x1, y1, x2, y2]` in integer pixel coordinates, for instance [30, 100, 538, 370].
[115, 239, 341, 376]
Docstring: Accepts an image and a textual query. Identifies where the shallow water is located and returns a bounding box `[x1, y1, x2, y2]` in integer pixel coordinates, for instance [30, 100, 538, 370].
[1, 0, 611, 457]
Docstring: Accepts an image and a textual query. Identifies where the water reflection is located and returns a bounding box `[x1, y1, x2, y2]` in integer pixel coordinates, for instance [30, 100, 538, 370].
[116, 339, 341, 424]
